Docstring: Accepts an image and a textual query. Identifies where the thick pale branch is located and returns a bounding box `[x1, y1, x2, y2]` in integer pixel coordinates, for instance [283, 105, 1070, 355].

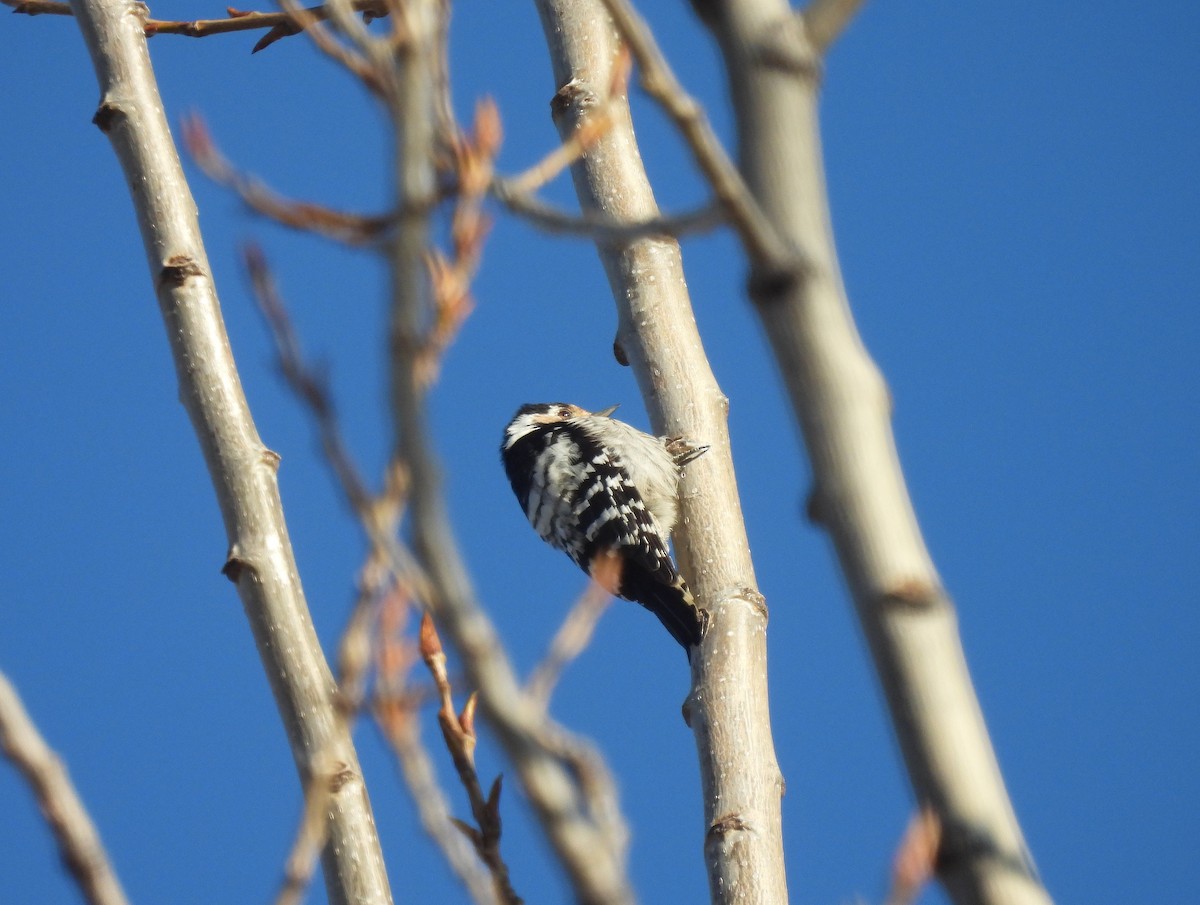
[696, 1, 1052, 903]
[532, 1, 787, 902]
[65, 3, 391, 903]
[0, 672, 129, 905]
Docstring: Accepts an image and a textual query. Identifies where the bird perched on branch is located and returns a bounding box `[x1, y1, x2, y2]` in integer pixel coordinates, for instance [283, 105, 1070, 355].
[500, 402, 708, 653]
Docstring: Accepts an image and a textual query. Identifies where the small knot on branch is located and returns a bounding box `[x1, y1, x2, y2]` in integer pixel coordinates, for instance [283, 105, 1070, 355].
[158, 255, 204, 288]
[91, 102, 121, 133]
[707, 812, 751, 839]
[221, 545, 252, 583]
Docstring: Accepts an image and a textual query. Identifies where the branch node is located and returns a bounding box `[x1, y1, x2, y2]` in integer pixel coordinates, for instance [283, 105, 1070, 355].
[707, 812, 751, 838]
[221, 545, 252, 583]
[746, 261, 802, 307]
[739, 587, 769, 620]
[157, 254, 204, 288]
[752, 14, 821, 81]
[612, 338, 629, 367]
[880, 579, 942, 610]
[328, 763, 357, 793]
[550, 78, 599, 122]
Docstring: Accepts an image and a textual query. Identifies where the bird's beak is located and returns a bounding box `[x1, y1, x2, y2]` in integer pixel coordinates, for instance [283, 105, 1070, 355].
[595, 404, 620, 417]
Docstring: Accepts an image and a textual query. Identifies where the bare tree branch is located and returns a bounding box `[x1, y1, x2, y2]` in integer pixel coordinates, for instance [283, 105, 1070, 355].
[183, 119, 392, 245]
[600, 0, 796, 273]
[693, 0, 1053, 902]
[526, 580, 613, 712]
[493, 180, 724, 240]
[224, 2, 637, 898]
[277, 0, 384, 89]
[244, 246, 506, 902]
[2, 0, 392, 53]
[531, 1, 787, 902]
[418, 615, 524, 905]
[0, 671, 130, 905]
[64, 3, 392, 903]
[374, 591, 500, 905]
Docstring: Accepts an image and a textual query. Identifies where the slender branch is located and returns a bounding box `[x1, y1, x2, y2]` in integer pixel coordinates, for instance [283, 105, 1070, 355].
[526, 581, 612, 712]
[183, 118, 391, 246]
[277, 0, 384, 89]
[0, 671, 130, 905]
[64, 3, 392, 903]
[531, 1, 786, 902]
[374, 591, 500, 905]
[504, 48, 629, 195]
[273, 766, 337, 905]
[3, 0, 71, 15]
[493, 181, 724, 240]
[417, 98, 498, 386]
[246, 243, 506, 903]
[600, 0, 797, 274]
[418, 615, 524, 905]
[695, 1, 1052, 903]
[2, 0, 392, 53]
[800, 0, 867, 54]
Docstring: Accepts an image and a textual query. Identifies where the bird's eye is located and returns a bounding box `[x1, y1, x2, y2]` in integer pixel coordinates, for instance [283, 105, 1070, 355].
[558, 406, 573, 419]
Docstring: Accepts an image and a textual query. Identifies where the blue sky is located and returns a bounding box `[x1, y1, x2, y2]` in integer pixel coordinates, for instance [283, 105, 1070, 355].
[2, 3, 1197, 904]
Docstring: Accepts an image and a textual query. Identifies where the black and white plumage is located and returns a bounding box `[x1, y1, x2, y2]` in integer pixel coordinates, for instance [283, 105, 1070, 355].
[500, 402, 708, 652]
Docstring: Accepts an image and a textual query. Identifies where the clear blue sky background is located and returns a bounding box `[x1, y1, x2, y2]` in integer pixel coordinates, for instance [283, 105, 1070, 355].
[2, 3, 1197, 904]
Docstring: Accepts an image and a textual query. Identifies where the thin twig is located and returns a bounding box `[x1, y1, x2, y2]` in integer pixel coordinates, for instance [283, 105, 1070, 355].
[244, 245, 506, 902]
[0, 671, 130, 905]
[277, 0, 384, 89]
[801, 0, 868, 54]
[242, 245, 436, 608]
[418, 615, 524, 905]
[2, 0, 391, 53]
[504, 48, 630, 196]
[321, 0, 383, 56]
[526, 580, 613, 712]
[493, 183, 724, 240]
[374, 591, 499, 905]
[417, 98, 500, 385]
[244, 243, 375, 512]
[600, 0, 797, 273]
[273, 767, 336, 905]
[183, 118, 392, 246]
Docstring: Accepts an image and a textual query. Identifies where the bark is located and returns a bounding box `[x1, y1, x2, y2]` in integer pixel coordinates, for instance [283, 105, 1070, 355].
[66, 2, 391, 903]
[532, 2, 789, 903]
[696, 0, 1053, 902]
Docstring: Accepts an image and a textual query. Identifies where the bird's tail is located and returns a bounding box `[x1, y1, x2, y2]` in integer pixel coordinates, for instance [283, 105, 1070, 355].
[623, 569, 705, 654]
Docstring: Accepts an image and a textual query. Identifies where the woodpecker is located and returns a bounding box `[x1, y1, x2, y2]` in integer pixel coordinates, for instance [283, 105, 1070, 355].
[500, 402, 708, 652]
